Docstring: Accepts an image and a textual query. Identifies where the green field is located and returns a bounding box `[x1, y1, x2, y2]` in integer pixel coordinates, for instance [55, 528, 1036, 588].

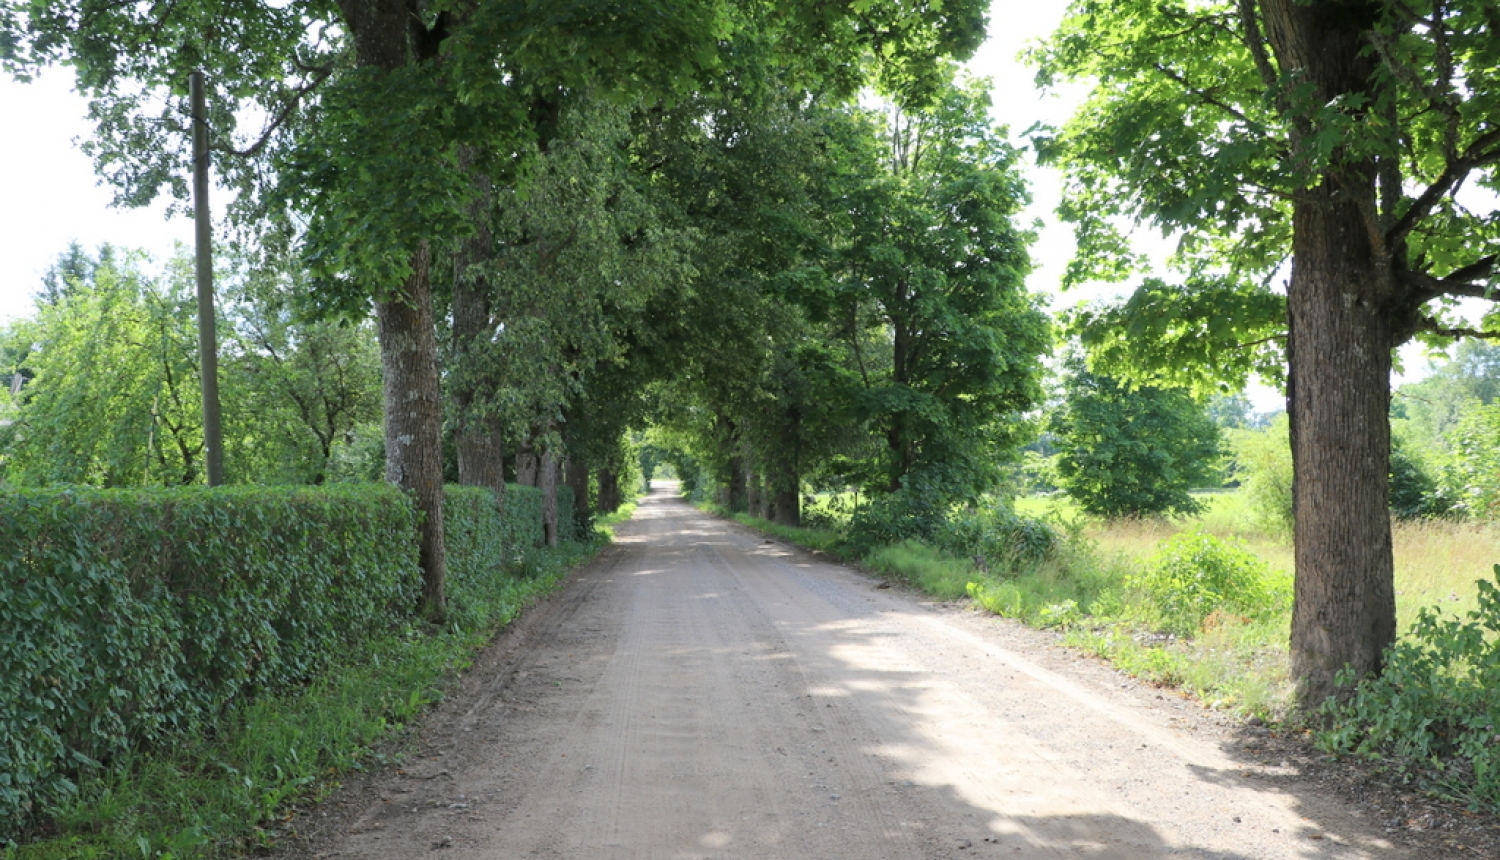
[1016, 490, 1500, 628]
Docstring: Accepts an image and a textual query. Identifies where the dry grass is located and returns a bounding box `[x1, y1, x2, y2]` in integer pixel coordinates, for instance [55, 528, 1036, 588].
[1390, 518, 1500, 624]
[1022, 491, 1500, 630]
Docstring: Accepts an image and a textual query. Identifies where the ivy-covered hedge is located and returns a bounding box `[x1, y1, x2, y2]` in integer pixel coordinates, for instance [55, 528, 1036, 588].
[0, 482, 567, 838]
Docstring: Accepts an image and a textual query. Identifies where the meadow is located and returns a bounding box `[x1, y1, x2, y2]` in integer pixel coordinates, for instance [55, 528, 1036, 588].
[792, 488, 1500, 720]
[1016, 490, 1500, 627]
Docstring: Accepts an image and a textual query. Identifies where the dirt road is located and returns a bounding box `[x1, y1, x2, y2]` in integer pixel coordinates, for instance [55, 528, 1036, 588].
[287, 485, 1443, 859]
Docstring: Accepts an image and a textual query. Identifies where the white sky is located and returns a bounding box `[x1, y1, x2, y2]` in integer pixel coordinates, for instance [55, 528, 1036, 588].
[0, 72, 195, 323]
[0, 6, 1341, 410]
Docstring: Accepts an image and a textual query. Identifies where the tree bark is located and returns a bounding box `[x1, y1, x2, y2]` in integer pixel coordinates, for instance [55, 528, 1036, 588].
[376, 243, 448, 623]
[451, 145, 507, 505]
[597, 467, 620, 514]
[566, 458, 591, 521]
[727, 453, 748, 512]
[515, 444, 539, 487]
[540, 449, 560, 546]
[456, 412, 506, 498]
[1262, 0, 1398, 710]
[747, 469, 765, 519]
[1285, 189, 1398, 709]
[773, 488, 800, 527]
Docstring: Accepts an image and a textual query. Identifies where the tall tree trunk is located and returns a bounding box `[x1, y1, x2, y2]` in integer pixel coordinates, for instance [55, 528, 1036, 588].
[451, 145, 507, 505]
[515, 442, 539, 486]
[597, 467, 620, 514]
[747, 468, 765, 519]
[1286, 188, 1397, 710]
[335, 0, 448, 622]
[1263, 0, 1397, 710]
[566, 458, 591, 522]
[727, 455, 748, 512]
[540, 449, 559, 546]
[770, 454, 800, 526]
[377, 243, 448, 623]
[773, 486, 799, 527]
[456, 412, 506, 498]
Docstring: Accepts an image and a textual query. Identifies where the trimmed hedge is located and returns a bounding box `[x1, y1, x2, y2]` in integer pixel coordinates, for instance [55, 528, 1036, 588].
[0, 482, 567, 840]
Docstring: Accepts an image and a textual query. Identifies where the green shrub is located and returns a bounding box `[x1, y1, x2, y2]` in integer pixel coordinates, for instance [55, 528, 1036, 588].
[1126, 530, 1283, 637]
[934, 506, 1057, 573]
[0, 481, 568, 842]
[1050, 365, 1223, 518]
[846, 483, 951, 551]
[1320, 566, 1500, 809]
[444, 483, 575, 625]
[1229, 415, 1294, 536]
[0, 486, 419, 838]
[1437, 402, 1500, 519]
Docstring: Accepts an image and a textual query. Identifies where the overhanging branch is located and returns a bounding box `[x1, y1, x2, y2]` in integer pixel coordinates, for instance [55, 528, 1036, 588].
[1415, 316, 1500, 341]
[221, 65, 335, 159]
[1405, 254, 1500, 304]
[1387, 126, 1500, 249]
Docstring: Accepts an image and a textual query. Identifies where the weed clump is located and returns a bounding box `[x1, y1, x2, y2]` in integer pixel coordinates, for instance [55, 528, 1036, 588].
[1320, 565, 1500, 809]
[1125, 530, 1288, 637]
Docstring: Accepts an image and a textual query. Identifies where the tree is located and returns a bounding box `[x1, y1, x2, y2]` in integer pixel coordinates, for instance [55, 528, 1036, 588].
[221, 255, 383, 485]
[831, 79, 1050, 518]
[1051, 363, 1223, 518]
[8, 0, 991, 622]
[1035, 1, 1500, 709]
[1, 251, 204, 486]
[629, 55, 870, 524]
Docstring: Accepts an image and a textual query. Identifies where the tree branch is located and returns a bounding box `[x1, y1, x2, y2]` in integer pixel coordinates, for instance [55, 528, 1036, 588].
[1414, 315, 1500, 341]
[222, 65, 335, 158]
[1236, 333, 1287, 349]
[1150, 62, 1257, 128]
[1403, 254, 1500, 303]
[1387, 126, 1500, 249]
[1236, 0, 1281, 95]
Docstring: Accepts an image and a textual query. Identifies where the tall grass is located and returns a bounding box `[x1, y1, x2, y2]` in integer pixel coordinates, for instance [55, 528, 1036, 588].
[1390, 519, 1500, 623]
[864, 541, 976, 599]
[748, 490, 1499, 723]
[1003, 492, 1500, 718]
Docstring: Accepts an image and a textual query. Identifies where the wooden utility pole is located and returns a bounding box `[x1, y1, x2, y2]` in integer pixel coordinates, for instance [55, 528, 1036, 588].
[191, 70, 224, 486]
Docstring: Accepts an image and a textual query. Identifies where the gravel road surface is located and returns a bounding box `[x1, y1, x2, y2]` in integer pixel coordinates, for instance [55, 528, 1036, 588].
[284, 484, 1447, 859]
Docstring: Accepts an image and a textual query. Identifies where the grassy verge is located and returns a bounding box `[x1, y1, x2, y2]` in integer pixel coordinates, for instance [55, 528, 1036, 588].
[708, 491, 1494, 723]
[702, 502, 849, 557]
[6, 538, 601, 860]
[591, 499, 639, 540]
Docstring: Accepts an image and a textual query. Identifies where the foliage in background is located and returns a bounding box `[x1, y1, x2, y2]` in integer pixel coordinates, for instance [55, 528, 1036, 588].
[1050, 363, 1222, 518]
[1228, 414, 1295, 536]
[0, 251, 204, 486]
[221, 253, 383, 485]
[1434, 401, 1500, 520]
[0, 246, 385, 488]
[1231, 413, 1450, 531]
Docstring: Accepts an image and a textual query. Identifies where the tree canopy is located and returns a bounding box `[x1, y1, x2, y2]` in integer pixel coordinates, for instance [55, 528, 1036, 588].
[1034, 0, 1500, 708]
[1051, 363, 1223, 519]
[3, 1, 1041, 619]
